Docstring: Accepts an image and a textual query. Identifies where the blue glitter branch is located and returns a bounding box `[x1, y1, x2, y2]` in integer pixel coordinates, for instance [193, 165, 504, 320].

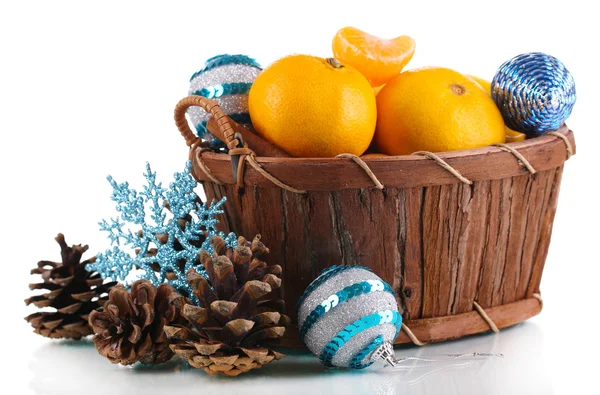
[87, 161, 237, 305]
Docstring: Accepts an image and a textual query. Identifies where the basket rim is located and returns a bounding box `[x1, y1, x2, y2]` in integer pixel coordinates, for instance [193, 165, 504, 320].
[192, 125, 575, 190]
[277, 296, 543, 348]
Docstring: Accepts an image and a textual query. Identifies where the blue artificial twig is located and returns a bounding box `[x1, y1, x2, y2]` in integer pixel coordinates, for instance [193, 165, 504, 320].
[86, 161, 237, 305]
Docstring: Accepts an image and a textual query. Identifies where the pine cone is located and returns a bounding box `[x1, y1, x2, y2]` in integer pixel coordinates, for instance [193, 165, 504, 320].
[25, 234, 116, 339]
[165, 235, 290, 377]
[89, 280, 181, 365]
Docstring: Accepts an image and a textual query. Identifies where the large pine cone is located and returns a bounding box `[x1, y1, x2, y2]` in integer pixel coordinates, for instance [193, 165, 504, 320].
[164, 235, 289, 377]
[25, 234, 116, 339]
[89, 280, 180, 365]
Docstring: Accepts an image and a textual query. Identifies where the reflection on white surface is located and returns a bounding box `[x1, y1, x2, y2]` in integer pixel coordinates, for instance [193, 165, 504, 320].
[27, 322, 554, 395]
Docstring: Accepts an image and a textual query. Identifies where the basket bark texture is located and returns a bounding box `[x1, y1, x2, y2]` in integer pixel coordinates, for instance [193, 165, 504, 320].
[175, 96, 575, 347]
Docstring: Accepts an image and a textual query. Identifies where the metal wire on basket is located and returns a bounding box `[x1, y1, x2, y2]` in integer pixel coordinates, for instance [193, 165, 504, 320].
[491, 52, 576, 136]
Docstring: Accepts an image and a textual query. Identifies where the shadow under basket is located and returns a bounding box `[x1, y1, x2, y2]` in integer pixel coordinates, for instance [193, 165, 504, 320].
[174, 96, 576, 348]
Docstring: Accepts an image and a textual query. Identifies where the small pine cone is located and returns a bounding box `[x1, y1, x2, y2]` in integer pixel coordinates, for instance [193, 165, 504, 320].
[89, 280, 181, 365]
[165, 235, 290, 377]
[24, 234, 116, 339]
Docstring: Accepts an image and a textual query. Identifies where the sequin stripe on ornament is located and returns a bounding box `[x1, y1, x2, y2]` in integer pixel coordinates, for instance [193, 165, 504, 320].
[191, 82, 253, 99]
[296, 265, 363, 311]
[349, 334, 385, 369]
[319, 310, 402, 367]
[299, 279, 395, 340]
[190, 54, 262, 81]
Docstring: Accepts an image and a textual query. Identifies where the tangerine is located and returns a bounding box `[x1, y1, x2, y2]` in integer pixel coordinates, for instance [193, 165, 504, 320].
[375, 67, 506, 155]
[332, 27, 415, 87]
[248, 55, 376, 157]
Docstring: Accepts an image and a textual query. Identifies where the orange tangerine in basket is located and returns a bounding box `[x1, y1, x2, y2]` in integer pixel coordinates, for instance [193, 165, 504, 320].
[469, 75, 527, 142]
[248, 55, 376, 158]
[375, 67, 506, 155]
[332, 27, 415, 87]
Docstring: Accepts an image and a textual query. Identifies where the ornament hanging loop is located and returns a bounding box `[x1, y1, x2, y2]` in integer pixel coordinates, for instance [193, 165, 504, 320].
[370, 342, 504, 368]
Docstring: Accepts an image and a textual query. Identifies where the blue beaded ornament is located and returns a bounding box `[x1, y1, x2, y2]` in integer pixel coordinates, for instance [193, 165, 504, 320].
[491, 52, 576, 136]
[297, 266, 402, 369]
[188, 54, 262, 149]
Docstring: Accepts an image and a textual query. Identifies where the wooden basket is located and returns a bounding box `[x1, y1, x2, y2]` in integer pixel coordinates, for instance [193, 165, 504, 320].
[174, 96, 575, 348]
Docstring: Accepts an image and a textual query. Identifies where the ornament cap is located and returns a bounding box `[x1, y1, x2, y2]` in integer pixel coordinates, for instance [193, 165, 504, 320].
[370, 342, 398, 367]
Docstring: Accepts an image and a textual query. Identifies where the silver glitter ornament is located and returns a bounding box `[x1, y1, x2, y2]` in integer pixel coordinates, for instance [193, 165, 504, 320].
[188, 54, 262, 148]
[297, 266, 403, 369]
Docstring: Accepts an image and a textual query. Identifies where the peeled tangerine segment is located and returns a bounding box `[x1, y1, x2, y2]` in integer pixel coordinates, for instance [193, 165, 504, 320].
[333, 27, 415, 87]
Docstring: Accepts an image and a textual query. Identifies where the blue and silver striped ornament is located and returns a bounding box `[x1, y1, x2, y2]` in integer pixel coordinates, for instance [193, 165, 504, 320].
[188, 54, 262, 148]
[491, 52, 576, 136]
[297, 266, 402, 369]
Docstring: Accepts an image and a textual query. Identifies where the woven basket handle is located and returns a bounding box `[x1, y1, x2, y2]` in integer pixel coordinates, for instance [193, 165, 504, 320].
[174, 96, 241, 151]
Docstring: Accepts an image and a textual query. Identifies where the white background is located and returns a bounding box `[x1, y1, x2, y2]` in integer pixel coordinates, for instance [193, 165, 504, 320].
[1, 1, 598, 394]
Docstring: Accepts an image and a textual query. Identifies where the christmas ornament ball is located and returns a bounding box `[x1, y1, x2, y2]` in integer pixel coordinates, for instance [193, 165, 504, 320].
[188, 54, 262, 148]
[491, 52, 576, 136]
[297, 266, 402, 369]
